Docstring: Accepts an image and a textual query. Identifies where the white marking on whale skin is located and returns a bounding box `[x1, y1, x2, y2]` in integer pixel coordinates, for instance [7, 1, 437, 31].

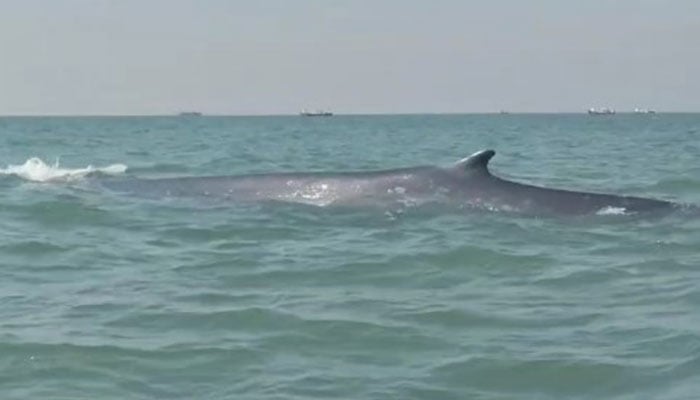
[281, 182, 336, 206]
[302, 183, 329, 199]
[388, 186, 406, 195]
[466, 196, 521, 213]
[397, 197, 419, 208]
[480, 203, 520, 213]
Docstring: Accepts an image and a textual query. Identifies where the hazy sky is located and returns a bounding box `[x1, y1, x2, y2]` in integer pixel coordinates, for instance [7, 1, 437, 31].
[1, 0, 698, 115]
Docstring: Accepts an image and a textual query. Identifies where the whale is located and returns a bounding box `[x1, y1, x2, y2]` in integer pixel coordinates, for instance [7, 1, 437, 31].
[101, 150, 677, 216]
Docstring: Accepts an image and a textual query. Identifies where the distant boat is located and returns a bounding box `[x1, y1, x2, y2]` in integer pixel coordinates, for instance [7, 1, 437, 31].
[178, 111, 202, 117]
[633, 108, 656, 114]
[588, 107, 615, 115]
[300, 109, 333, 117]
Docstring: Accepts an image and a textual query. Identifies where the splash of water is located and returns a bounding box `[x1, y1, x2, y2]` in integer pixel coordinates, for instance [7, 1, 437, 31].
[0, 157, 127, 182]
[596, 206, 629, 216]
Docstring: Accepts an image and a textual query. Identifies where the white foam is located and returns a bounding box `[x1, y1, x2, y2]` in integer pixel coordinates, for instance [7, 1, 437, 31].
[596, 206, 628, 216]
[0, 157, 127, 183]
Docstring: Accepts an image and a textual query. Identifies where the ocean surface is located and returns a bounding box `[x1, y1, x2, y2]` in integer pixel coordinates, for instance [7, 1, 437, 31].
[1, 114, 699, 399]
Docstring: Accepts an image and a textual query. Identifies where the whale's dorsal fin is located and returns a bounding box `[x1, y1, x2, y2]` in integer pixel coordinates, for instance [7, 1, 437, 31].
[455, 149, 495, 173]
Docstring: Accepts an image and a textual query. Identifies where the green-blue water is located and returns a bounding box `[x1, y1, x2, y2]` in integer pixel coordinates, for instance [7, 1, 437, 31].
[1, 114, 699, 399]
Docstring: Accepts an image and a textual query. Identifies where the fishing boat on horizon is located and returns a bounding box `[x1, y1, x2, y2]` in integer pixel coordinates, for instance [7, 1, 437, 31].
[588, 107, 615, 115]
[178, 111, 203, 117]
[300, 109, 333, 117]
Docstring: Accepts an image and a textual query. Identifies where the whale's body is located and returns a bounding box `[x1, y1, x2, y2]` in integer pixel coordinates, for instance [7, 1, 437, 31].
[102, 150, 675, 216]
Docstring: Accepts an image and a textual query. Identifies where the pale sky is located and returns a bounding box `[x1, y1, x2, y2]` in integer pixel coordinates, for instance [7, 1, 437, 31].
[1, 0, 698, 115]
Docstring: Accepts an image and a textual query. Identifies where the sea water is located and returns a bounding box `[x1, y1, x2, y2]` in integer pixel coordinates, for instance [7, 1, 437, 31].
[1, 114, 699, 399]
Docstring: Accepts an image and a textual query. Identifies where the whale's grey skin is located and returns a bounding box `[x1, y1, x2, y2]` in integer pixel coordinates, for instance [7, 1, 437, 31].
[102, 150, 675, 216]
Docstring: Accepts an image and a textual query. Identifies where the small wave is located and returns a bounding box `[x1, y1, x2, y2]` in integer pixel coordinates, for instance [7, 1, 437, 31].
[652, 178, 700, 195]
[0, 157, 127, 183]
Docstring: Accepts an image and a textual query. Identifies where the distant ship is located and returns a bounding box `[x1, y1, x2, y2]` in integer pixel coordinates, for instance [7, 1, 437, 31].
[588, 107, 615, 115]
[178, 111, 203, 117]
[633, 108, 656, 114]
[300, 109, 333, 117]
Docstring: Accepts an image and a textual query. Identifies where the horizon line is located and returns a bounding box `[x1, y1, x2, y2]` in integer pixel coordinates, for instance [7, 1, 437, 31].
[1, 111, 698, 117]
